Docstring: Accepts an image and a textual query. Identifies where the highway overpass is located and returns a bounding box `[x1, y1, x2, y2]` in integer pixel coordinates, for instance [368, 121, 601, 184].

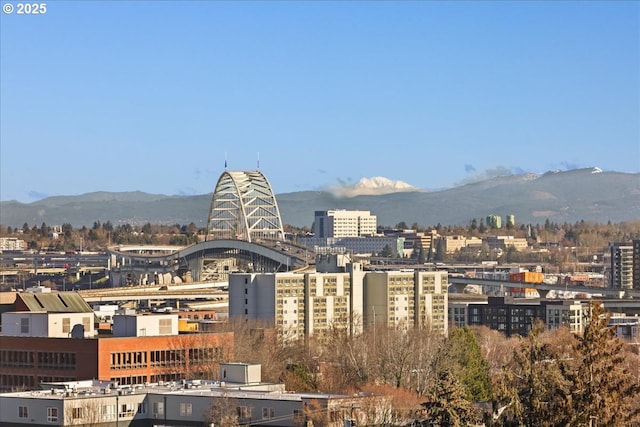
[448, 277, 637, 299]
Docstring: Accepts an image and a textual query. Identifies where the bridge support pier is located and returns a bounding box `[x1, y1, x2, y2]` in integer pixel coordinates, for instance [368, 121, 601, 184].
[537, 289, 550, 299]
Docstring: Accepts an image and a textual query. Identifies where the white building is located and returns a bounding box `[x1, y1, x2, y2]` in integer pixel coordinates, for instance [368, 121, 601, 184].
[0, 364, 387, 427]
[545, 300, 586, 333]
[313, 210, 377, 238]
[112, 314, 179, 337]
[2, 312, 96, 338]
[0, 237, 27, 251]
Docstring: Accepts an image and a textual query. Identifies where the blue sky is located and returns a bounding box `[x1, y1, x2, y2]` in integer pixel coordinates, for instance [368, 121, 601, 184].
[1, 1, 638, 202]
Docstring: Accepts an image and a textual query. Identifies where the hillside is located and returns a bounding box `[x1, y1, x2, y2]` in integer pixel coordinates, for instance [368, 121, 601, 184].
[1, 169, 638, 229]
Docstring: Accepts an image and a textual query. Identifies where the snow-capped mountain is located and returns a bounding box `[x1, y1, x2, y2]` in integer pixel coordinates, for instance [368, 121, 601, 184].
[332, 177, 420, 197]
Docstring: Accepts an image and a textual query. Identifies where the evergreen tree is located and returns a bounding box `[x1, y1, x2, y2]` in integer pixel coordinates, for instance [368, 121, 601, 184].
[511, 321, 572, 427]
[446, 327, 493, 402]
[422, 368, 479, 427]
[561, 302, 640, 427]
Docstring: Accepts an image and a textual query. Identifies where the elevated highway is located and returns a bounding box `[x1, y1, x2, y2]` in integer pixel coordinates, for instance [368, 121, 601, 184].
[78, 282, 228, 308]
[449, 277, 637, 299]
[108, 239, 310, 286]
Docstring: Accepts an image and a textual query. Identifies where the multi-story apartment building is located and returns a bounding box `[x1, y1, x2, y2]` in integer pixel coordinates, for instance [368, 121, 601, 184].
[632, 239, 640, 290]
[609, 242, 634, 290]
[467, 297, 546, 337]
[364, 270, 448, 334]
[229, 261, 365, 340]
[545, 300, 586, 333]
[486, 215, 502, 229]
[464, 296, 588, 337]
[313, 210, 377, 238]
[229, 258, 448, 339]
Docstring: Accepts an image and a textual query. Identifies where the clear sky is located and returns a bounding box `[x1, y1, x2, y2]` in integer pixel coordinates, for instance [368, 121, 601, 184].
[1, 1, 638, 202]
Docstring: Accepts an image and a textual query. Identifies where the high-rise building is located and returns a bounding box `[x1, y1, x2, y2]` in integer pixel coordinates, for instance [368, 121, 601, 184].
[609, 242, 634, 290]
[228, 261, 365, 341]
[313, 210, 377, 238]
[364, 270, 448, 334]
[632, 239, 640, 290]
[486, 215, 502, 229]
[229, 260, 448, 339]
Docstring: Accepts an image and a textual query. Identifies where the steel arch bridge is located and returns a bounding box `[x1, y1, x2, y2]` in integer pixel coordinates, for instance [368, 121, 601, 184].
[108, 170, 309, 286]
[206, 170, 285, 243]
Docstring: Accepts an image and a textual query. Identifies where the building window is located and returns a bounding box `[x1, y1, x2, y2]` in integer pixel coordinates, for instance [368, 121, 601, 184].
[18, 406, 28, 418]
[153, 401, 164, 417]
[72, 407, 84, 419]
[236, 406, 251, 420]
[20, 318, 29, 334]
[159, 319, 172, 335]
[262, 407, 275, 419]
[82, 317, 91, 332]
[47, 407, 58, 422]
[180, 402, 193, 417]
[62, 317, 70, 333]
[100, 404, 116, 420]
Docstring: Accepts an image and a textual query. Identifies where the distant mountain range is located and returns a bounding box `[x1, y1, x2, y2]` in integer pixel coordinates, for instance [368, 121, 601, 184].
[1, 168, 639, 229]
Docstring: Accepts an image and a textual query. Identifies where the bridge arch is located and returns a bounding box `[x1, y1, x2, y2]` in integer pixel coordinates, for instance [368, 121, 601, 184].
[206, 170, 285, 243]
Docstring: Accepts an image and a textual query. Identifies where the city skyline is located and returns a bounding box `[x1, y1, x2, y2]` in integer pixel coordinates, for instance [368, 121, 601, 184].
[1, 1, 638, 203]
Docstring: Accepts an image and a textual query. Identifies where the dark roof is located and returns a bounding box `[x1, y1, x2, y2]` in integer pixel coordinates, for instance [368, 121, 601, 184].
[16, 292, 94, 313]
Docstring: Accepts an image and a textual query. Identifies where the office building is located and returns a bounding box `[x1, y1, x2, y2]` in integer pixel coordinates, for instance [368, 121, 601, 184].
[0, 311, 233, 391]
[440, 236, 483, 254]
[484, 236, 529, 251]
[313, 210, 377, 238]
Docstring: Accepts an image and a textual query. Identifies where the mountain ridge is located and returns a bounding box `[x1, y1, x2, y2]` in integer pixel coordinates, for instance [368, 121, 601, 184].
[1, 168, 638, 228]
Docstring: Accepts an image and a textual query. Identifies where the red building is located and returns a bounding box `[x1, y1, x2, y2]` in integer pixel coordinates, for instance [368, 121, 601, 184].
[0, 331, 234, 391]
[1, 291, 234, 391]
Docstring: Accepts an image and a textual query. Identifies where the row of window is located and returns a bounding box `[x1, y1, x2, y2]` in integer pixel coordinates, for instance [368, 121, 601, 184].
[0, 350, 77, 369]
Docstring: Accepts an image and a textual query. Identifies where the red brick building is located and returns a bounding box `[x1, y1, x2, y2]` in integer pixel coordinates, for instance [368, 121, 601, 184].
[0, 331, 234, 391]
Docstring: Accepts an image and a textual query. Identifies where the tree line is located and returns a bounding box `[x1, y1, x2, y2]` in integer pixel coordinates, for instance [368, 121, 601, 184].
[4, 219, 639, 254]
[227, 302, 639, 426]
